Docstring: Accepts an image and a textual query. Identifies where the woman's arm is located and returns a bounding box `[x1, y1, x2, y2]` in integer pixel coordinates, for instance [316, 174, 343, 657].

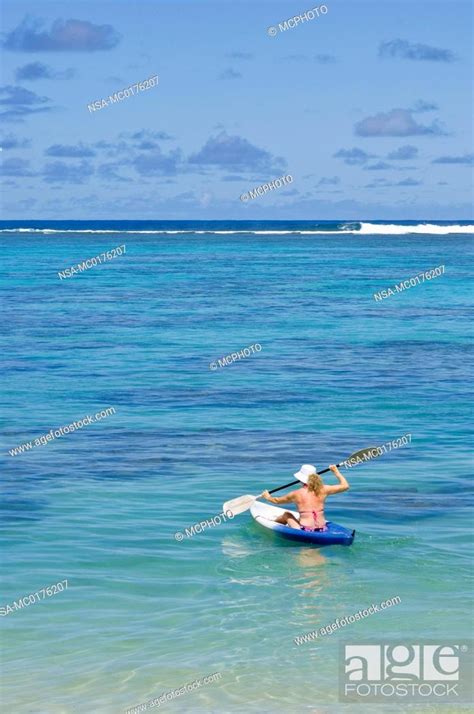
[324, 465, 350, 494]
[261, 489, 297, 505]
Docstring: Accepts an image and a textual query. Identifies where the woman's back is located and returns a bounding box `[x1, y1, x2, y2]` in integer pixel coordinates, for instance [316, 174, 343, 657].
[295, 485, 327, 528]
[261, 464, 350, 532]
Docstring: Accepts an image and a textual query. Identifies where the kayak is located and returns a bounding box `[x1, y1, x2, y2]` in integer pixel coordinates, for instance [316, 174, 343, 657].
[250, 501, 355, 546]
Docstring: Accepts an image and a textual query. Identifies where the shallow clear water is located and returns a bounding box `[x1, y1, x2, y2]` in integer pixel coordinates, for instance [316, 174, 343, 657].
[1, 225, 473, 712]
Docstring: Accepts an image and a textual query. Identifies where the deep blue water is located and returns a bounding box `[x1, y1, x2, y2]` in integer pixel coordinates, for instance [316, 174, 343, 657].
[1, 222, 473, 713]
[1, 218, 473, 234]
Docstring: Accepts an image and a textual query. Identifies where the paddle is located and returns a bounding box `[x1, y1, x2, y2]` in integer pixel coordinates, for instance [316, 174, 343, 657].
[223, 446, 379, 516]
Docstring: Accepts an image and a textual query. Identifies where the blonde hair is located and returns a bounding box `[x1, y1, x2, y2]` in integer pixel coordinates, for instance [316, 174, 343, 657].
[307, 473, 324, 495]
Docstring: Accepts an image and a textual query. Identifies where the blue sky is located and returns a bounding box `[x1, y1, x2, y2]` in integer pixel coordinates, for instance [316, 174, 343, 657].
[1, 0, 473, 219]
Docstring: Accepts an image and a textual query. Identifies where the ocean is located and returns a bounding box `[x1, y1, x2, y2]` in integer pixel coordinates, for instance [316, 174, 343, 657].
[1, 220, 473, 713]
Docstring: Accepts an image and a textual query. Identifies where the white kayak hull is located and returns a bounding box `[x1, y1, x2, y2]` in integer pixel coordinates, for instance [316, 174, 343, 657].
[250, 501, 355, 546]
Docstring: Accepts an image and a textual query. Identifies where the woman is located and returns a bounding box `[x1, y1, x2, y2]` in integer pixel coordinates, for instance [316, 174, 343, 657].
[261, 463, 349, 531]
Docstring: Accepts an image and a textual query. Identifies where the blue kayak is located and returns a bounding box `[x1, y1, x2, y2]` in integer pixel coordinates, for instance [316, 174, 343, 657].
[250, 501, 355, 546]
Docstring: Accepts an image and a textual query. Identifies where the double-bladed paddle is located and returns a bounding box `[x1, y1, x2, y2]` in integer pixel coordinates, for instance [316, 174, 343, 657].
[222, 446, 378, 516]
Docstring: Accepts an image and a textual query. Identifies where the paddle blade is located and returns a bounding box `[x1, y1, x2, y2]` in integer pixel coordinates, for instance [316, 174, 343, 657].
[340, 446, 380, 468]
[222, 494, 257, 516]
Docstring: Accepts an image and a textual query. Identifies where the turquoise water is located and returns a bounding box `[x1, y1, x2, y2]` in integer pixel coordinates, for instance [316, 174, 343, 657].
[1, 223, 473, 713]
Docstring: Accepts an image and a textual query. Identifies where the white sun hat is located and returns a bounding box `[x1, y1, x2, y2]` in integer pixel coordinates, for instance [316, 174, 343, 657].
[293, 464, 317, 484]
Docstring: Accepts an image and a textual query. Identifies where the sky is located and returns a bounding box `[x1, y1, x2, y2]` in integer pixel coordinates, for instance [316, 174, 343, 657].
[0, 0, 473, 220]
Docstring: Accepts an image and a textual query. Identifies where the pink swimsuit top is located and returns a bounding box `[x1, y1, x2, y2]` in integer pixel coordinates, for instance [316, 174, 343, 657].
[299, 510, 326, 529]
